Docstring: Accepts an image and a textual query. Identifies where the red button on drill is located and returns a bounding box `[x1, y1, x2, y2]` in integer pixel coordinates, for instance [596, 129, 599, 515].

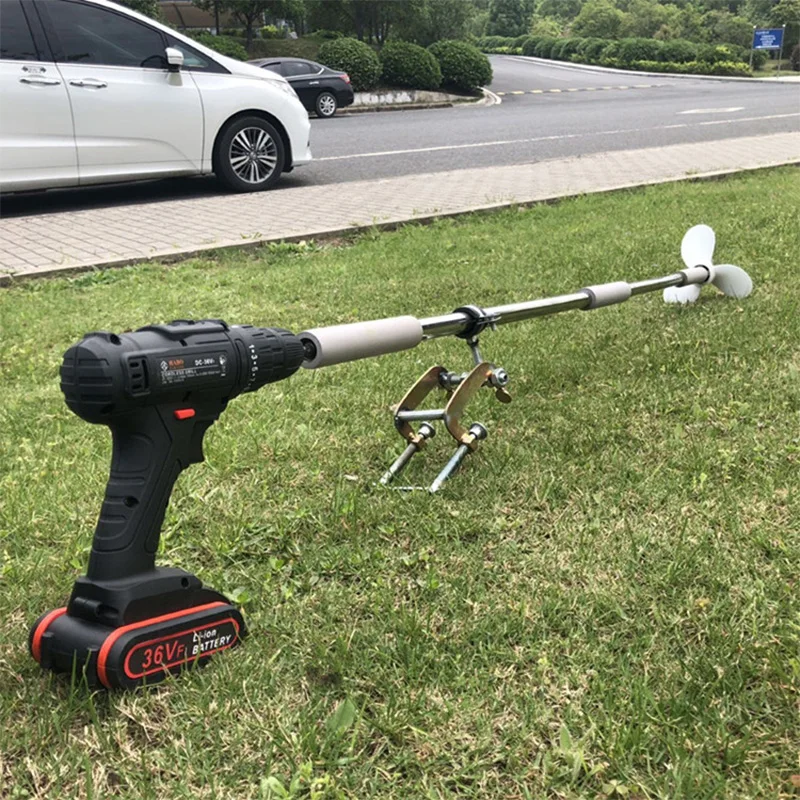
[174, 409, 196, 420]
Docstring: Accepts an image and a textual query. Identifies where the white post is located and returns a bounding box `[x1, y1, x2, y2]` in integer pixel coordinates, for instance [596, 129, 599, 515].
[749, 25, 755, 70]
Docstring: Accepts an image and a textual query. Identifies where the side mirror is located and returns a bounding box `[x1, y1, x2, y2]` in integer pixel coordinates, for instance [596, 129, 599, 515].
[165, 47, 184, 73]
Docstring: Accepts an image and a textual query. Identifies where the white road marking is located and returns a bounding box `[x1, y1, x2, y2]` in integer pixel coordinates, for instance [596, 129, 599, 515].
[679, 107, 745, 114]
[317, 113, 800, 162]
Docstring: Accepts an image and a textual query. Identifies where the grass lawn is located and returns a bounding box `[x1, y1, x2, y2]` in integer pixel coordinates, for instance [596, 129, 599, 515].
[751, 58, 796, 78]
[0, 169, 798, 799]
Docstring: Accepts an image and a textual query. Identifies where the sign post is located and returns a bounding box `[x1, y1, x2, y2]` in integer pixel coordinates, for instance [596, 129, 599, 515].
[751, 26, 786, 75]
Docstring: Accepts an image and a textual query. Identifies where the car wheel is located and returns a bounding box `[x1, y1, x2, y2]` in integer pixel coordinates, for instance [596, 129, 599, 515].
[315, 92, 338, 118]
[214, 116, 285, 192]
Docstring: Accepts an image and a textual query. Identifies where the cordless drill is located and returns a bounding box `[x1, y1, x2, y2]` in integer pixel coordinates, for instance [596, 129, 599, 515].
[30, 320, 305, 689]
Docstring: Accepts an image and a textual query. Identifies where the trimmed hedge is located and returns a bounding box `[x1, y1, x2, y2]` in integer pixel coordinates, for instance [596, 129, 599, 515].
[380, 41, 442, 91]
[318, 37, 381, 91]
[617, 37, 664, 64]
[521, 36, 541, 56]
[660, 39, 697, 63]
[628, 59, 751, 76]
[554, 38, 585, 60]
[191, 33, 247, 61]
[534, 37, 557, 58]
[428, 40, 492, 91]
[313, 29, 344, 40]
[479, 31, 757, 77]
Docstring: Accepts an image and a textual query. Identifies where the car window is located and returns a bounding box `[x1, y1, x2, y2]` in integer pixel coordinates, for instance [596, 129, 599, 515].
[262, 61, 285, 76]
[284, 61, 316, 77]
[0, 0, 39, 61]
[44, 0, 167, 68]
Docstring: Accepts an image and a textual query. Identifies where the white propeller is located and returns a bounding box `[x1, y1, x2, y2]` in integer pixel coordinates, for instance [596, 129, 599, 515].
[664, 224, 753, 304]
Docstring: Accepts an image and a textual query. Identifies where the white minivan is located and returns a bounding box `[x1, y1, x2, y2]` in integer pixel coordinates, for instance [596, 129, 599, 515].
[0, 0, 312, 193]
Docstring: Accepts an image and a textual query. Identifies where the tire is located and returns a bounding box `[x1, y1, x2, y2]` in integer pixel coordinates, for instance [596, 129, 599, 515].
[214, 116, 285, 193]
[315, 91, 338, 118]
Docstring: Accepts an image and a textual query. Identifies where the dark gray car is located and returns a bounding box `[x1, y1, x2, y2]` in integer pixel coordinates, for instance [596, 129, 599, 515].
[250, 57, 355, 118]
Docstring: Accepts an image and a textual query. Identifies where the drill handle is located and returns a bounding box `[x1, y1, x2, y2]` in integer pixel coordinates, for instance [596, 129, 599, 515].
[87, 404, 217, 581]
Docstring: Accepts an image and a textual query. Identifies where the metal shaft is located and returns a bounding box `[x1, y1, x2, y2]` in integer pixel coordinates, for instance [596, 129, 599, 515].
[429, 423, 487, 494]
[380, 423, 435, 485]
[418, 272, 689, 340]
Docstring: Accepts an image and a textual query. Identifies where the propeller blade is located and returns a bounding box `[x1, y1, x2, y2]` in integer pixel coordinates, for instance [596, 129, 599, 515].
[712, 264, 753, 299]
[664, 284, 702, 304]
[681, 224, 715, 269]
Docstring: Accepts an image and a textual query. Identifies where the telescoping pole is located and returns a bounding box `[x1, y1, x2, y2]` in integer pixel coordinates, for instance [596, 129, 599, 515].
[299, 268, 707, 368]
[299, 223, 753, 369]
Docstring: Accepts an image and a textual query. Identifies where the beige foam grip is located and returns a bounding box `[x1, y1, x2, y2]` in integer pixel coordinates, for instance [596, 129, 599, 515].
[580, 281, 631, 309]
[299, 316, 423, 369]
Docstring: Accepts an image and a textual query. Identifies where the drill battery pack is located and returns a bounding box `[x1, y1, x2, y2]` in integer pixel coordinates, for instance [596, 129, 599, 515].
[30, 601, 246, 690]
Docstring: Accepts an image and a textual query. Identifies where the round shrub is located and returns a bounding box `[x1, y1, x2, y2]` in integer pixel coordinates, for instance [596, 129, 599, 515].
[380, 40, 442, 90]
[513, 34, 530, 48]
[428, 40, 492, 91]
[600, 41, 621, 59]
[522, 36, 542, 56]
[581, 38, 609, 61]
[534, 37, 557, 58]
[617, 38, 663, 65]
[696, 43, 745, 64]
[191, 33, 247, 61]
[260, 25, 282, 40]
[319, 37, 381, 91]
[751, 49, 768, 69]
[556, 38, 585, 60]
[659, 39, 696, 63]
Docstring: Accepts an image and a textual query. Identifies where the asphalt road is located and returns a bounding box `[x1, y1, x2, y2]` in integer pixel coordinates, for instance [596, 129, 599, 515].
[3, 55, 798, 217]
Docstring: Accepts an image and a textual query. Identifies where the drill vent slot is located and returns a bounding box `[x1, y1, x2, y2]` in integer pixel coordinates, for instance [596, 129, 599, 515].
[128, 358, 149, 394]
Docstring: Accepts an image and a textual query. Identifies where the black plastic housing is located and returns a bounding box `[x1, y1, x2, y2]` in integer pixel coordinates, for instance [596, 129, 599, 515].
[32, 319, 303, 688]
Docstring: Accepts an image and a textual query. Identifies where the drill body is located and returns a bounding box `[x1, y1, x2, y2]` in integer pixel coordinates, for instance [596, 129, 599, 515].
[30, 319, 304, 688]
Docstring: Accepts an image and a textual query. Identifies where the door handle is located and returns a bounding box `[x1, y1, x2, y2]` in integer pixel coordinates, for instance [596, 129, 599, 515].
[309, 81, 319, 85]
[69, 79, 108, 89]
[20, 76, 61, 86]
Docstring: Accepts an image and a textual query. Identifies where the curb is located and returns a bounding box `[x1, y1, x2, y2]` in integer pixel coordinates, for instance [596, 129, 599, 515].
[506, 54, 800, 84]
[2, 160, 796, 286]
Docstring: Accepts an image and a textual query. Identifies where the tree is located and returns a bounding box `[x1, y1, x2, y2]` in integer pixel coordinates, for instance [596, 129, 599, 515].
[487, 0, 534, 36]
[530, 16, 565, 35]
[117, 0, 162, 19]
[677, 3, 705, 40]
[620, 0, 681, 37]
[536, 0, 582, 21]
[572, 0, 625, 38]
[703, 9, 753, 45]
[194, 1, 293, 47]
[191, 0, 224, 32]
[393, 0, 479, 45]
[771, 0, 800, 47]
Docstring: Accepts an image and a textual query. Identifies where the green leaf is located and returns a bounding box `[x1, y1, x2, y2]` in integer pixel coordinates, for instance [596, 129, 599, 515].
[325, 698, 357, 736]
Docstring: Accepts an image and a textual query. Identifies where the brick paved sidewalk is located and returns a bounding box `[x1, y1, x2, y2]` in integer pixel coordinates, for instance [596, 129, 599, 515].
[1, 132, 798, 284]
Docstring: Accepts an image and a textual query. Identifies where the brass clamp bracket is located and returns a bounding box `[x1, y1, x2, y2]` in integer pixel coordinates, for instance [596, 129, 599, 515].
[380, 333, 513, 492]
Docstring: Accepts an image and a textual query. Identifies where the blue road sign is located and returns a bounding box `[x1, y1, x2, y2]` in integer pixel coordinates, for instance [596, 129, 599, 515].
[753, 28, 784, 50]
